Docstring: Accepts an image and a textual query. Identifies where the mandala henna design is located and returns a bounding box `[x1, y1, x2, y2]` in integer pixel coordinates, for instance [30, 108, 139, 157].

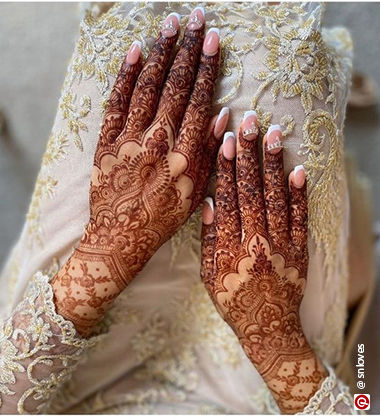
[201, 121, 327, 413]
[51, 16, 223, 338]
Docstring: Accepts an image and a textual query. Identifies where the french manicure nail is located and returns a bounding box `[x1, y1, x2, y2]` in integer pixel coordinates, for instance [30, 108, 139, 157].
[187, 6, 205, 30]
[162, 12, 181, 38]
[293, 165, 306, 188]
[214, 107, 229, 139]
[266, 124, 283, 154]
[242, 110, 258, 140]
[126, 40, 142, 65]
[223, 131, 236, 160]
[202, 197, 214, 225]
[203, 28, 219, 56]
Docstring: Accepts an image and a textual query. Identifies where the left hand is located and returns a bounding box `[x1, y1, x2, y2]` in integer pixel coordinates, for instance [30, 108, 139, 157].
[51, 9, 229, 336]
[200, 112, 327, 413]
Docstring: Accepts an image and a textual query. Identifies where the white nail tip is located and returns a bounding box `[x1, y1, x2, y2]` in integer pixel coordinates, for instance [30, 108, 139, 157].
[167, 12, 181, 22]
[267, 124, 282, 136]
[207, 27, 220, 36]
[131, 40, 142, 49]
[193, 6, 205, 16]
[294, 165, 305, 175]
[204, 197, 214, 212]
[243, 110, 257, 120]
[223, 131, 235, 143]
[216, 107, 229, 123]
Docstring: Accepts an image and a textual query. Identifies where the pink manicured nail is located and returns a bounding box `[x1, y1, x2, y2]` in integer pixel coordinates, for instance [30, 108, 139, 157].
[203, 28, 219, 56]
[293, 165, 306, 188]
[162, 12, 181, 38]
[187, 6, 205, 30]
[223, 131, 236, 160]
[126, 40, 142, 65]
[202, 197, 214, 225]
[266, 124, 283, 154]
[242, 110, 258, 140]
[214, 107, 229, 139]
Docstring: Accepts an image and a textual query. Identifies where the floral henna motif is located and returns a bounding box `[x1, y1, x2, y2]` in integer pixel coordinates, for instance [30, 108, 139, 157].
[51, 13, 223, 337]
[94, 50, 142, 168]
[201, 122, 327, 413]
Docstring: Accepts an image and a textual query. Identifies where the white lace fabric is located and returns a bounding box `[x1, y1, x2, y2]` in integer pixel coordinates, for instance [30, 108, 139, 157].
[298, 365, 357, 415]
[0, 1, 359, 415]
[0, 271, 356, 414]
[0, 272, 98, 414]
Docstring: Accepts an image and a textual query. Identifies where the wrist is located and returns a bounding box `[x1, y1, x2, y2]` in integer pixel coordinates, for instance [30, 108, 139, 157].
[260, 342, 328, 414]
[51, 237, 135, 337]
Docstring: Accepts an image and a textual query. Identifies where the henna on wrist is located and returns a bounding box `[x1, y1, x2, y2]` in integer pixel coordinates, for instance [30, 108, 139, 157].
[201, 117, 327, 413]
[51, 11, 225, 337]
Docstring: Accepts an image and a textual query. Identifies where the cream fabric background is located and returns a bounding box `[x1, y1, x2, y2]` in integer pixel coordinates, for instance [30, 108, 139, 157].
[0, 2, 354, 414]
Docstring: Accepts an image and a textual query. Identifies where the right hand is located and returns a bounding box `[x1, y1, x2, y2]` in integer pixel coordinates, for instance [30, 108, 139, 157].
[200, 113, 327, 413]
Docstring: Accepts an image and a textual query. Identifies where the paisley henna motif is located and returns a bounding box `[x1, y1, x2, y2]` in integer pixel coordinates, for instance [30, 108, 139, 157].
[201, 121, 327, 413]
[51, 12, 224, 337]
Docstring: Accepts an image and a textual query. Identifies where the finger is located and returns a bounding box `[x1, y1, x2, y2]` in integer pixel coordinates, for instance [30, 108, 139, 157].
[288, 165, 308, 256]
[94, 41, 142, 166]
[201, 197, 217, 296]
[215, 132, 242, 255]
[263, 125, 289, 249]
[236, 111, 266, 244]
[190, 107, 229, 213]
[154, 7, 205, 137]
[174, 28, 220, 175]
[122, 13, 181, 142]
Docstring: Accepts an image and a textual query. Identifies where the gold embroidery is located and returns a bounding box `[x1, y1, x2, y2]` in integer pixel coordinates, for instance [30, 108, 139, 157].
[0, 272, 96, 414]
[59, 92, 91, 151]
[7, 3, 353, 413]
[130, 282, 242, 393]
[26, 131, 68, 246]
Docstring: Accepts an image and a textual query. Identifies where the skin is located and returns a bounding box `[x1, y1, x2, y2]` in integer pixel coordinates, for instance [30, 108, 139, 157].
[200, 121, 328, 413]
[51, 10, 224, 337]
[50, 8, 326, 414]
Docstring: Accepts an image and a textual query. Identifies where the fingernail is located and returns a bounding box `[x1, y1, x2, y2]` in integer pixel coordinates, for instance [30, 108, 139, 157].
[126, 40, 142, 65]
[203, 28, 219, 56]
[162, 12, 181, 38]
[214, 107, 229, 139]
[293, 165, 306, 188]
[223, 131, 236, 160]
[202, 197, 214, 225]
[242, 110, 258, 140]
[266, 124, 283, 154]
[187, 6, 205, 30]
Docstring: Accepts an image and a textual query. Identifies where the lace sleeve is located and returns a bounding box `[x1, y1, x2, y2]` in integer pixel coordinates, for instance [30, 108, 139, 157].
[0, 272, 97, 414]
[298, 364, 357, 415]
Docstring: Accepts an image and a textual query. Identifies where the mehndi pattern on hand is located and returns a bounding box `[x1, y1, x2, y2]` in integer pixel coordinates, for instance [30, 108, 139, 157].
[201, 113, 327, 413]
[51, 9, 227, 337]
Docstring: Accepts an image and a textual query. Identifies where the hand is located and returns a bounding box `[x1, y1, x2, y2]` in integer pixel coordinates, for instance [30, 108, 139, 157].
[51, 8, 229, 336]
[201, 113, 327, 413]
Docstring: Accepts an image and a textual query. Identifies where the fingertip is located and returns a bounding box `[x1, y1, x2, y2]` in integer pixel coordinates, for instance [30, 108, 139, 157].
[265, 124, 283, 155]
[126, 40, 142, 65]
[203, 27, 220, 56]
[202, 197, 215, 225]
[289, 165, 306, 189]
[241, 110, 258, 141]
[223, 131, 236, 160]
[214, 107, 229, 139]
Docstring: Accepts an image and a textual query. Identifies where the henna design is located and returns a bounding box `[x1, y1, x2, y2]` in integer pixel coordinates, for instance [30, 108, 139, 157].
[122, 34, 179, 145]
[51, 18, 222, 337]
[201, 122, 327, 413]
[94, 52, 142, 168]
